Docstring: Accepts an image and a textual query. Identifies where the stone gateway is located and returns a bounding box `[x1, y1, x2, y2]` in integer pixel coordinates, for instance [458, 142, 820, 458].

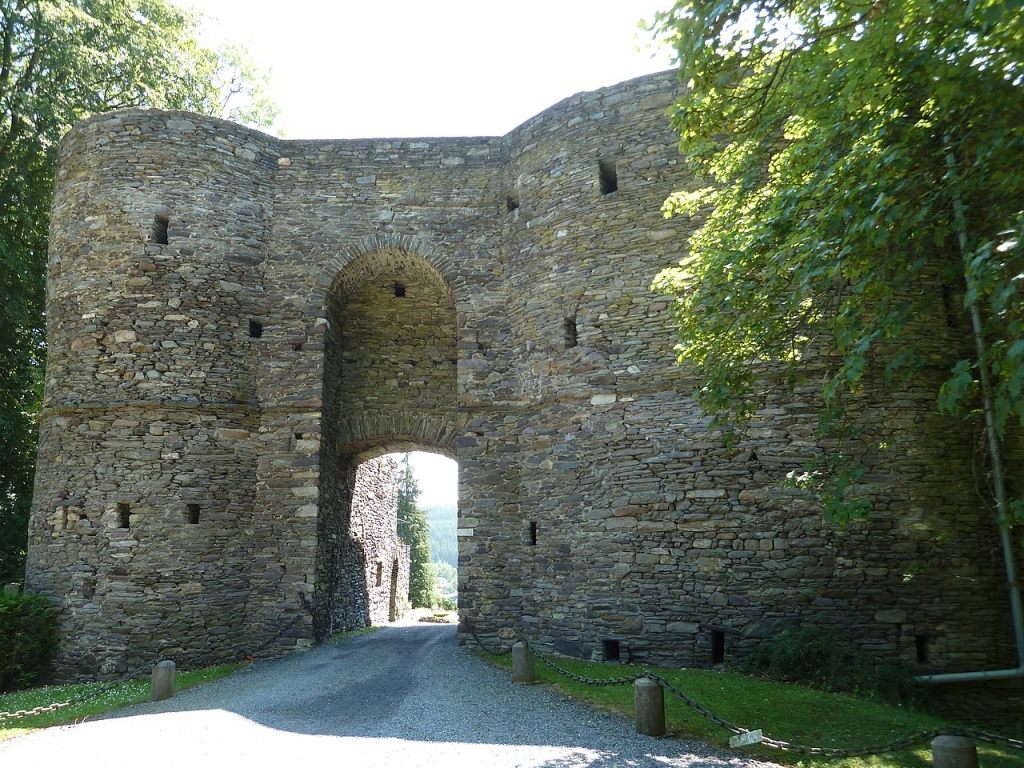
[26, 71, 1021, 725]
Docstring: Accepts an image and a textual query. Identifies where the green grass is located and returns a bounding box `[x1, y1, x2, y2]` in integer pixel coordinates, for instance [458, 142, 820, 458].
[0, 663, 245, 741]
[490, 655, 1023, 768]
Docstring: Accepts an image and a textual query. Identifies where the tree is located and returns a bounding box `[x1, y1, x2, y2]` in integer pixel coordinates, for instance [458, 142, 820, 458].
[0, 0, 276, 580]
[651, 0, 1024, 661]
[651, 0, 1023, 514]
[397, 454, 435, 609]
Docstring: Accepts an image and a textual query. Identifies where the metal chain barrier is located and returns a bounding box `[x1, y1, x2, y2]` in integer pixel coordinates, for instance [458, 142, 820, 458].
[491, 637, 1024, 757]
[0, 656, 165, 724]
[462, 620, 511, 656]
[524, 639, 645, 687]
[647, 669, 1023, 756]
[2, 598, 310, 726]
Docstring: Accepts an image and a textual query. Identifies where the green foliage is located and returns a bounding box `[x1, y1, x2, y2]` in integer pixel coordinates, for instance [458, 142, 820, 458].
[424, 502, 458, 569]
[0, 0, 277, 579]
[651, 0, 1024, 523]
[397, 455, 435, 608]
[0, 593, 59, 692]
[742, 625, 920, 703]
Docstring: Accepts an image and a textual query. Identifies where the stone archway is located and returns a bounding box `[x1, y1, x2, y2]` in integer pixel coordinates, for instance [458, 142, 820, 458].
[314, 245, 458, 639]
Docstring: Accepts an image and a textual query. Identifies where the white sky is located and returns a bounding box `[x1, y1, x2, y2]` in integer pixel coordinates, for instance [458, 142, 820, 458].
[178, 0, 678, 503]
[180, 0, 676, 139]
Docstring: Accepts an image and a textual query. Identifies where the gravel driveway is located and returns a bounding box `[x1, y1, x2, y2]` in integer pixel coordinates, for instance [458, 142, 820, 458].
[0, 621, 777, 768]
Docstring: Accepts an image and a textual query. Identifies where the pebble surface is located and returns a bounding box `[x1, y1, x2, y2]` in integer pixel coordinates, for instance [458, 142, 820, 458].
[1, 622, 779, 768]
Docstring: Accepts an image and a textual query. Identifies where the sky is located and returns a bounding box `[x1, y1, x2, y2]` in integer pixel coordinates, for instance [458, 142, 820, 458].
[180, 0, 677, 140]
[177, 0, 679, 503]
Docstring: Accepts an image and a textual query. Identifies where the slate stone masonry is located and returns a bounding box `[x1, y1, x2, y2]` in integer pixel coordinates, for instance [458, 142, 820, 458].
[25, 71, 1021, 726]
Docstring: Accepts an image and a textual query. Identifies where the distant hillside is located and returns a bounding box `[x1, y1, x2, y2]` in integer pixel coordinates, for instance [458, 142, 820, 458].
[424, 502, 457, 568]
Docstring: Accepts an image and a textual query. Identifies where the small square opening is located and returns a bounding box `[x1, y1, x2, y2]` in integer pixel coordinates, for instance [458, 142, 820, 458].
[564, 317, 578, 349]
[152, 213, 169, 245]
[186, 503, 200, 525]
[506, 195, 520, 213]
[602, 639, 621, 662]
[116, 503, 131, 529]
[598, 159, 618, 195]
[394, 282, 406, 298]
[915, 634, 931, 664]
[711, 630, 725, 664]
[248, 320, 263, 338]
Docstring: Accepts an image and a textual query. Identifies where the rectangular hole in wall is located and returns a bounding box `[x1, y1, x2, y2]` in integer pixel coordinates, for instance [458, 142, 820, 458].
[117, 503, 130, 529]
[529, 521, 538, 546]
[376, 562, 383, 587]
[248, 320, 263, 338]
[602, 639, 621, 662]
[711, 630, 725, 664]
[152, 212, 169, 245]
[186, 503, 200, 525]
[292, 342, 304, 351]
[506, 195, 520, 213]
[564, 317, 578, 349]
[598, 158, 618, 195]
[394, 282, 406, 298]
[915, 634, 930, 664]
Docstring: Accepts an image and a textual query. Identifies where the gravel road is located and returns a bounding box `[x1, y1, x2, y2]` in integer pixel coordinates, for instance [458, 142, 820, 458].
[0, 621, 777, 768]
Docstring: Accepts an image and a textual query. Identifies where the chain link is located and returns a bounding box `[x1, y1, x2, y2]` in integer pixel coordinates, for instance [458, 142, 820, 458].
[496, 638, 1024, 757]
[646, 669, 1023, 756]
[462, 620, 511, 656]
[0, 656, 165, 724]
[525, 639, 645, 687]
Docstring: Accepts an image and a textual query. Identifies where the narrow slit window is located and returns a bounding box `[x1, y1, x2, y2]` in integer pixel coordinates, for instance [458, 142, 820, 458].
[564, 317, 578, 349]
[529, 521, 538, 546]
[152, 213, 170, 245]
[711, 630, 725, 664]
[117, 503, 131, 529]
[376, 562, 384, 587]
[249, 320, 263, 338]
[186, 503, 200, 525]
[506, 195, 520, 213]
[915, 634, 930, 664]
[602, 639, 621, 662]
[598, 159, 618, 195]
[394, 282, 406, 298]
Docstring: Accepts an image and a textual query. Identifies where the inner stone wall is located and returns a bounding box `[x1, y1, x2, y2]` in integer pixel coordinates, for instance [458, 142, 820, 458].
[26, 71, 1021, 726]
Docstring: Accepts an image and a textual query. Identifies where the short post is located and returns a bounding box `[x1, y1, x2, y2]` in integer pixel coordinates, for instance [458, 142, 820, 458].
[511, 641, 536, 683]
[150, 660, 176, 702]
[931, 736, 978, 768]
[3, 583, 20, 597]
[634, 677, 666, 737]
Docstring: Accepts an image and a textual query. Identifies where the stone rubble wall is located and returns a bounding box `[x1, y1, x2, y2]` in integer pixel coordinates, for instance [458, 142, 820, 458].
[26, 71, 1021, 727]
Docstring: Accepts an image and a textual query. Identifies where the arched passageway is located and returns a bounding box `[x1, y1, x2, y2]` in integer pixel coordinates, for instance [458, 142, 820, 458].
[314, 247, 458, 639]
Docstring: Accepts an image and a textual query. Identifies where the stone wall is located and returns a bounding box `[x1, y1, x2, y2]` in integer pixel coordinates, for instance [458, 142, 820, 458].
[26, 71, 1021, 726]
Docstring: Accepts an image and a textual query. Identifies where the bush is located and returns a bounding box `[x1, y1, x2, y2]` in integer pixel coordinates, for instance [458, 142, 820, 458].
[743, 625, 921, 704]
[0, 592, 60, 692]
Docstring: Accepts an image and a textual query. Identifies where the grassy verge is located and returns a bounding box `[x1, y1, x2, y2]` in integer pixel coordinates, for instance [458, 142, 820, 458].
[489, 655, 1021, 768]
[0, 663, 246, 742]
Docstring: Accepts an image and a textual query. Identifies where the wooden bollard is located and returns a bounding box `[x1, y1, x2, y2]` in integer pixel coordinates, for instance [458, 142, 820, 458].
[150, 660, 176, 702]
[634, 677, 666, 736]
[512, 641, 536, 683]
[932, 736, 978, 768]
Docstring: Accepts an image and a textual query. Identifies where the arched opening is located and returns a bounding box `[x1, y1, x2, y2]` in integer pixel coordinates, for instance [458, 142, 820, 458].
[314, 247, 457, 640]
